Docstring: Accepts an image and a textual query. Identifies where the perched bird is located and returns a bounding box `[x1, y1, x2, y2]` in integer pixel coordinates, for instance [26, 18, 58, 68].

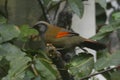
[33, 21, 106, 51]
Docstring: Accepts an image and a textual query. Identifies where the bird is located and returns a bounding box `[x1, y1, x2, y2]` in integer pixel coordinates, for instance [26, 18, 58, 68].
[32, 21, 106, 51]
[33, 21, 106, 62]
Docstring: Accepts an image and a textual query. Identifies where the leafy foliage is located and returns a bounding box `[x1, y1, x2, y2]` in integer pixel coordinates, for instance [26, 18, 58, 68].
[112, 12, 120, 20]
[110, 70, 120, 80]
[95, 0, 107, 9]
[0, 0, 120, 80]
[34, 58, 59, 80]
[0, 58, 10, 80]
[92, 10, 120, 80]
[0, 22, 59, 80]
[68, 0, 84, 18]
[18, 25, 38, 41]
[95, 51, 120, 70]
[0, 43, 31, 80]
[92, 20, 120, 40]
[0, 24, 20, 43]
[69, 53, 94, 79]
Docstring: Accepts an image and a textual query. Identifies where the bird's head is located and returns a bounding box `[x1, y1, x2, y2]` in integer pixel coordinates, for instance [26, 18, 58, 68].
[33, 21, 49, 34]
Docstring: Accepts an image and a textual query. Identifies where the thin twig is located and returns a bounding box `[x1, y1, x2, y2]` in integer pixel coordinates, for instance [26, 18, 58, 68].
[80, 65, 120, 80]
[37, 0, 50, 22]
[53, 2, 61, 21]
[5, 0, 8, 22]
[46, 1, 63, 13]
[31, 63, 39, 76]
[53, 1, 67, 24]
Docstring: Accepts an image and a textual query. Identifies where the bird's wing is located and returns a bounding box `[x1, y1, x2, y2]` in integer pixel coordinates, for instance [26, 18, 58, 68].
[56, 31, 79, 38]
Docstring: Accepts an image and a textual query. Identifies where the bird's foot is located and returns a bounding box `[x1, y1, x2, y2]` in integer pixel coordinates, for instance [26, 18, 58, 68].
[46, 43, 61, 58]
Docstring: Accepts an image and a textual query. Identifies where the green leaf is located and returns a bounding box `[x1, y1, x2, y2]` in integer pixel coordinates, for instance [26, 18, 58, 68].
[35, 58, 59, 80]
[91, 20, 120, 40]
[68, 0, 84, 18]
[0, 58, 10, 80]
[96, 0, 107, 9]
[0, 43, 31, 80]
[0, 24, 20, 43]
[95, 51, 120, 70]
[24, 70, 41, 80]
[34, 76, 41, 80]
[23, 70, 35, 80]
[110, 71, 120, 80]
[96, 3, 106, 27]
[13, 25, 39, 50]
[69, 53, 94, 79]
[112, 12, 120, 20]
[18, 25, 38, 41]
[101, 71, 111, 80]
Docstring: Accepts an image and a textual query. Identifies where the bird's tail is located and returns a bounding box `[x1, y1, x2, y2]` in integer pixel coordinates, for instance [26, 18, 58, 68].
[81, 40, 106, 51]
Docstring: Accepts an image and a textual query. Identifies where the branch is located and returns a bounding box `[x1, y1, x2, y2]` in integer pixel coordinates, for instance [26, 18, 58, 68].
[46, 1, 63, 13]
[5, 0, 8, 21]
[47, 44, 74, 80]
[31, 63, 39, 76]
[37, 0, 50, 22]
[80, 65, 120, 80]
[53, 2, 61, 21]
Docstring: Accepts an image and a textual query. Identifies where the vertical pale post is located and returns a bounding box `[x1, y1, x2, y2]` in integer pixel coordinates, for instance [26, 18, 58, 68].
[72, 0, 96, 38]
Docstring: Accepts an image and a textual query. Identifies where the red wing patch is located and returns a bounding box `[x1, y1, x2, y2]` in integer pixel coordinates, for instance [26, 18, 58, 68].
[56, 32, 69, 38]
[56, 32, 79, 38]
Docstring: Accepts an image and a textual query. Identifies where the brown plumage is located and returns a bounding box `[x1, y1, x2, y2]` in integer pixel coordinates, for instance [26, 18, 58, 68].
[33, 21, 106, 51]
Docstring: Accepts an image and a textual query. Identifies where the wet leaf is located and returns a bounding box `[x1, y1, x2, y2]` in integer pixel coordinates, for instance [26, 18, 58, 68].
[34, 58, 59, 80]
[0, 24, 20, 43]
[96, 0, 107, 9]
[68, 0, 84, 18]
[0, 43, 31, 80]
[69, 53, 94, 79]
[95, 51, 120, 70]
